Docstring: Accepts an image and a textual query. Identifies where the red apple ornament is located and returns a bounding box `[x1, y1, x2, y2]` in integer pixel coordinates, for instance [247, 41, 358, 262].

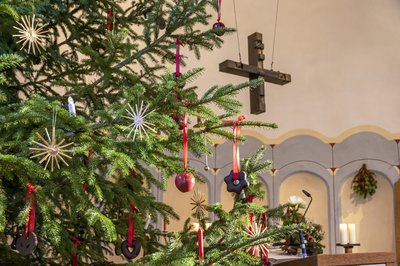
[175, 172, 195, 192]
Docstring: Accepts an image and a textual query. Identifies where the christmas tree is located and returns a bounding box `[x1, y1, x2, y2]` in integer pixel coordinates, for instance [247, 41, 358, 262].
[0, 1, 318, 265]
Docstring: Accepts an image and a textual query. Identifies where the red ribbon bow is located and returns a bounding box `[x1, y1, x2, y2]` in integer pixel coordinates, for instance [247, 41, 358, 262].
[175, 38, 184, 77]
[128, 203, 139, 247]
[25, 182, 37, 237]
[222, 115, 246, 180]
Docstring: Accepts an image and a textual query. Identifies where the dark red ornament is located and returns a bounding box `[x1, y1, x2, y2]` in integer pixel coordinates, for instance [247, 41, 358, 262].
[175, 172, 195, 192]
[212, 21, 225, 36]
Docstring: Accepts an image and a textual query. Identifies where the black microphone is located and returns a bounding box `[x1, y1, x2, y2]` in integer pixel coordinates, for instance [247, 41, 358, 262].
[302, 189, 311, 198]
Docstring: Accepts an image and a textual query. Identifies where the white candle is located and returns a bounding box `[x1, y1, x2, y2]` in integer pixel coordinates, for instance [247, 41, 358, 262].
[348, 224, 356, 244]
[340, 224, 349, 244]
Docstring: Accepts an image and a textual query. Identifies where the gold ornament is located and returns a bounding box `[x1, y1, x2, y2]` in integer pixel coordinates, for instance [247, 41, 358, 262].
[190, 189, 206, 219]
[244, 223, 269, 257]
[30, 123, 74, 172]
[13, 15, 48, 55]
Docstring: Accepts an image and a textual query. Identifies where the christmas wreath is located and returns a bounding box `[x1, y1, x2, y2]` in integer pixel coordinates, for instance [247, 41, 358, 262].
[352, 164, 378, 199]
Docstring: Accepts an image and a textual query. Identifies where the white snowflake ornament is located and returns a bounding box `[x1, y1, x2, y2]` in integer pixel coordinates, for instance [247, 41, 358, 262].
[13, 15, 48, 55]
[123, 101, 156, 141]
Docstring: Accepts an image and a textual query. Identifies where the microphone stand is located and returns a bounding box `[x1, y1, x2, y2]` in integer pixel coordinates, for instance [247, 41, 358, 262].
[299, 190, 313, 258]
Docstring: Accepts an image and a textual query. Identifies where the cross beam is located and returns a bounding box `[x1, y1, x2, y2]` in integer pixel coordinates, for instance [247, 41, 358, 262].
[219, 32, 291, 114]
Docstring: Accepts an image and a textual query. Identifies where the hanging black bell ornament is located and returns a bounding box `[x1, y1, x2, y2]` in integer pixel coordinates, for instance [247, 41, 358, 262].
[212, 21, 225, 36]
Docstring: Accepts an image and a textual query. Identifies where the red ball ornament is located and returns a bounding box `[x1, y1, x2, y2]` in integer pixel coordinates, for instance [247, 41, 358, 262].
[175, 172, 195, 192]
[212, 21, 225, 36]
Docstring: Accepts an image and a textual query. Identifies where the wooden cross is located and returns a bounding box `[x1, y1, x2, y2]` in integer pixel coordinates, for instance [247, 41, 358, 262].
[219, 32, 291, 114]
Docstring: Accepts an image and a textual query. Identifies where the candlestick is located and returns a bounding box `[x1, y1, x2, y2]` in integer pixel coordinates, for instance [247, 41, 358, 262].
[348, 224, 356, 244]
[339, 224, 348, 244]
[198, 228, 204, 259]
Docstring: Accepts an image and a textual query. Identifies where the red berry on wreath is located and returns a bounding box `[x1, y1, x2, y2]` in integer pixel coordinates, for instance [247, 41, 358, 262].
[175, 172, 195, 192]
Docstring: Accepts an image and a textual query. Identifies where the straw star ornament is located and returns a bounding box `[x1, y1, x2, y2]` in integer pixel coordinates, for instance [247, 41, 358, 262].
[190, 189, 207, 219]
[123, 101, 156, 141]
[29, 112, 74, 172]
[13, 15, 48, 55]
[244, 223, 269, 257]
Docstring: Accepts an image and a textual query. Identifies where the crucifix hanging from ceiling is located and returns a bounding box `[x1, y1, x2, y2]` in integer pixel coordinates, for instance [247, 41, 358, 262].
[219, 0, 291, 115]
[219, 32, 291, 114]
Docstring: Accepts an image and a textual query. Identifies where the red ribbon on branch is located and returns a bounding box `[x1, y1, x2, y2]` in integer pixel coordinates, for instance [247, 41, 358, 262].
[175, 38, 184, 77]
[25, 182, 37, 237]
[217, 0, 222, 22]
[182, 112, 189, 171]
[71, 237, 79, 266]
[247, 194, 253, 224]
[107, 8, 113, 31]
[262, 212, 267, 230]
[222, 115, 245, 180]
[128, 203, 139, 247]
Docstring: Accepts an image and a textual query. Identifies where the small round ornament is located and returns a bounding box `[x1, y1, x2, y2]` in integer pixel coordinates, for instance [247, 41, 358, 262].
[175, 172, 195, 192]
[16, 233, 38, 256]
[157, 17, 166, 30]
[204, 165, 210, 171]
[212, 21, 225, 36]
[121, 239, 141, 259]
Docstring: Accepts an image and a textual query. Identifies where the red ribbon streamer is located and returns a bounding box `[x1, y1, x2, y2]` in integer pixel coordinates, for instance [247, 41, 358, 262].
[222, 115, 245, 180]
[247, 194, 253, 225]
[71, 237, 79, 266]
[263, 212, 267, 230]
[263, 253, 269, 265]
[183, 112, 188, 171]
[25, 182, 37, 236]
[217, 0, 222, 22]
[175, 39, 184, 77]
[107, 8, 113, 31]
[128, 203, 139, 247]
[163, 217, 167, 232]
[198, 227, 204, 259]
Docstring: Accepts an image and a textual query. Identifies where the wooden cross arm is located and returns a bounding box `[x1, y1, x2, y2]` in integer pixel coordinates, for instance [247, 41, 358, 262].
[219, 59, 291, 85]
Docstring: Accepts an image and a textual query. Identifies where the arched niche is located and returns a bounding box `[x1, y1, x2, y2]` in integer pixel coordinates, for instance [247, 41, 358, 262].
[279, 172, 330, 253]
[163, 175, 210, 232]
[220, 177, 269, 211]
[340, 173, 394, 253]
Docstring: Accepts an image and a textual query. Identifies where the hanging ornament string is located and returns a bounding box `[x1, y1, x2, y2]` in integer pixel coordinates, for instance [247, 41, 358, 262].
[232, 0, 242, 64]
[222, 115, 245, 180]
[182, 112, 189, 171]
[217, 0, 222, 22]
[25, 182, 37, 237]
[128, 203, 139, 247]
[71, 237, 79, 266]
[175, 38, 184, 77]
[270, 0, 280, 70]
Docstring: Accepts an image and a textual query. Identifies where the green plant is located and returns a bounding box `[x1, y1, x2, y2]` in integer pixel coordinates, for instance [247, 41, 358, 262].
[352, 164, 378, 199]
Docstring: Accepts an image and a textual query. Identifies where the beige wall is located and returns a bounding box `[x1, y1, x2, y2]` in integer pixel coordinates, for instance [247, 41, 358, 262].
[184, 0, 400, 140]
[279, 172, 329, 253]
[341, 174, 395, 253]
[163, 176, 209, 232]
